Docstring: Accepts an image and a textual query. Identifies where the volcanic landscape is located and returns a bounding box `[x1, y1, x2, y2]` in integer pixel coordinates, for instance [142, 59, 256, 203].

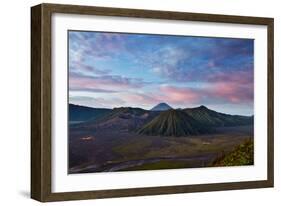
[68, 103, 254, 174]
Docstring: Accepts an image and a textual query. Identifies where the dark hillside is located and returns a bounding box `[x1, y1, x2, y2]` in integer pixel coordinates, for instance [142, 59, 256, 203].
[138, 109, 212, 137]
[69, 104, 111, 122]
[184, 106, 253, 127]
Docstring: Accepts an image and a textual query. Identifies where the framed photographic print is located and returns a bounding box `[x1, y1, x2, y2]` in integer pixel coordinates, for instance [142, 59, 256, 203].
[31, 3, 274, 202]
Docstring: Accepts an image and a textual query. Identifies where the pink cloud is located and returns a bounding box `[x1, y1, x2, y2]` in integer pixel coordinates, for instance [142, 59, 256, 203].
[118, 86, 202, 108]
[159, 86, 201, 104]
[69, 74, 145, 93]
[208, 82, 253, 103]
[207, 69, 253, 84]
[201, 69, 254, 103]
[156, 82, 252, 106]
[119, 81, 253, 109]
[122, 93, 156, 105]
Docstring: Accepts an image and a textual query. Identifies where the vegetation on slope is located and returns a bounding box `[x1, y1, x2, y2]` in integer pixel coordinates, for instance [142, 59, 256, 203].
[211, 139, 254, 166]
[184, 106, 253, 127]
[138, 109, 212, 137]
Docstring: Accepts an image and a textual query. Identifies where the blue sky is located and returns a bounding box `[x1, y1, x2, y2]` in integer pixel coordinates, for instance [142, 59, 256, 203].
[68, 31, 254, 115]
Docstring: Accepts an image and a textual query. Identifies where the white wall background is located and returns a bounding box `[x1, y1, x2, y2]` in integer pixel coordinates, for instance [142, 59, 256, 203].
[0, 0, 279, 205]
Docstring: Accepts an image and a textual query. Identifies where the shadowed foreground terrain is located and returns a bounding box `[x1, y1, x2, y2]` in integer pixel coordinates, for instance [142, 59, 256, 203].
[68, 104, 254, 173]
[211, 139, 254, 166]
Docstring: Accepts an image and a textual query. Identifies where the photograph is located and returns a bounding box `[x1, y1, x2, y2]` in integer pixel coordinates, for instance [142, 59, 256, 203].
[68, 31, 254, 174]
[30, 3, 274, 201]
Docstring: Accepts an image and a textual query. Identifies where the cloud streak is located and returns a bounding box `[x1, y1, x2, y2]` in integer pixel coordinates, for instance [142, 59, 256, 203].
[69, 73, 147, 93]
[118, 82, 253, 109]
[69, 95, 126, 108]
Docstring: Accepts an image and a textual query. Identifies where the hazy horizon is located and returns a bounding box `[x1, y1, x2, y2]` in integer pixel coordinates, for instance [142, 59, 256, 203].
[69, 31, 254, 116]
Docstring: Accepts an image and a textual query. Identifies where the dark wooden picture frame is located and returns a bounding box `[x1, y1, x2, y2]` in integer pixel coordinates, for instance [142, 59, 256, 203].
[31, 3, 274, 202]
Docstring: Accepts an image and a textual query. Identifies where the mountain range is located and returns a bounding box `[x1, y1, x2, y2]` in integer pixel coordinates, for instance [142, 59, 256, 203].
[69, 103, 253, 137]
[69, 104, 111, 122]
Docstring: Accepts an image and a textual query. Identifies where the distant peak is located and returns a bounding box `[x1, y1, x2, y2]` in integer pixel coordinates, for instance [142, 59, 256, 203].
[151, 102, 173, 111]
[199, 105, 208, 109]
[158, 102, 170, 106]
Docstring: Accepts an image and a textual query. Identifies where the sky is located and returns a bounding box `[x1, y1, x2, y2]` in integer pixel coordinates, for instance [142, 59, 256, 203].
[68, 31, 254, 115]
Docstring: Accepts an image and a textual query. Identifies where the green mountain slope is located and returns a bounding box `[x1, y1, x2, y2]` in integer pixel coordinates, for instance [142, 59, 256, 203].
[138, 109, 211, 137]
[184, 105, 253, 127]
